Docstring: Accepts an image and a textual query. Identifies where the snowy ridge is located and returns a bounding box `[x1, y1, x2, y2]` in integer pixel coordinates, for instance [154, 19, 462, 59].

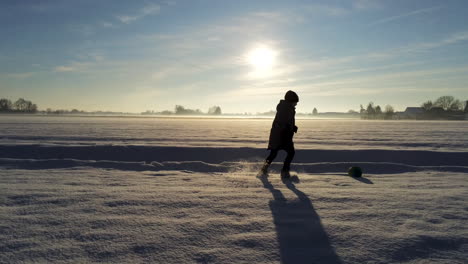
[1, 158, 468, 174]
[1, 145, 467, 173]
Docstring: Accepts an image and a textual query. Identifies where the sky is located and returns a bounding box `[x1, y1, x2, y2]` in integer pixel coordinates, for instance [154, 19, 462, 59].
[1, 0, 468, 113]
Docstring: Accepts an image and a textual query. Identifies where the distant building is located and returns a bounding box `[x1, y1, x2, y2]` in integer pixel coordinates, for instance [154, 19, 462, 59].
[402, 107, 424, 119]
[394, 103, 468, 120]
[425, 107, 447, 119]
[428, 107, 444, 115]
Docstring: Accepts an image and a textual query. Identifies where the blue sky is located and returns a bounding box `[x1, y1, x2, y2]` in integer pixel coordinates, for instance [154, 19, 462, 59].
[1, 0, 468, 113]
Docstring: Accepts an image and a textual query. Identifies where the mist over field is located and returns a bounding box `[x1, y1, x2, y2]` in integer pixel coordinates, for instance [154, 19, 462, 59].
[1, 116, 467, 263]
[1, 115, 467, 151]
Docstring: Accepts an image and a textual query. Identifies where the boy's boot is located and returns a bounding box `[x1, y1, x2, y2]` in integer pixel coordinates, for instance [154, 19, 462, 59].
[259, 161, 270, 176]
[281, 164, 291, 179]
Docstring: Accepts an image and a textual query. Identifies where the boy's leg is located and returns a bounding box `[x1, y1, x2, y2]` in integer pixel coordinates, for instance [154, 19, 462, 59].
[282, 146, 295, 171]
[260, 149, 278, 175]
[266, 149, 279, 164]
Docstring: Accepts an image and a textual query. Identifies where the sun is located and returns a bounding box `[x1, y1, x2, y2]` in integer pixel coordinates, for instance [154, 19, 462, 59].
[246, 45, 277, 72]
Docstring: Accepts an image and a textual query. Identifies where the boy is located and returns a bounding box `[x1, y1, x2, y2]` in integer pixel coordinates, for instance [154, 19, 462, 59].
[260, 90, 299, 178]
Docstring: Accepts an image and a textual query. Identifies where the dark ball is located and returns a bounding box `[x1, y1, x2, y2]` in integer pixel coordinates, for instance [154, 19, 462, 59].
[348, 166, 362, 177]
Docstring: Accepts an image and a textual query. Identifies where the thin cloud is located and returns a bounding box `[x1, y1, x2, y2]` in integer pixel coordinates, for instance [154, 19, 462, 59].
[71, 4, 160, 35]
[116, 3, 160, 24]
[54, 66, 77, 72]
[353, 0, 383, 10]
[101, 22, 114, 28]
[151, 68, 175, 81]
[249, 11, 305, 24]
[53, 60, 95, 73]
[164, 0, 177, 6]
[369, 31, 468, 58]
[168, 21, 468, 94]
[52, 51, 108, 73]
[303, 1, 381, 17]
[428, 31, 468, 48]
[230, 64, 468, 99]
[303, 4, 349, 16]
[3, 72, 35, 79]
[369, 6, 442, 26]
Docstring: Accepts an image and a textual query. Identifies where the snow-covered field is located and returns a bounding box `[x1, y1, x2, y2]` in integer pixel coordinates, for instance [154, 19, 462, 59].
[1, 115, 467, 263]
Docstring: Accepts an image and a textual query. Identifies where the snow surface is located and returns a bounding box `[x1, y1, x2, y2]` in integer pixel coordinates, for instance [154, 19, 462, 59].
[1, 115, 467, 151]
[0, 115, 467, 263]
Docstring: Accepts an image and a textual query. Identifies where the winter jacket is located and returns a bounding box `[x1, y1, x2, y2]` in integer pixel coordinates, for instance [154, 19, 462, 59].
[268, 100, 297, 150]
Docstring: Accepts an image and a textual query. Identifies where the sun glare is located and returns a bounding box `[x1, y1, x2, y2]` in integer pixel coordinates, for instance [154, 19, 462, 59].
[246, 45, 277, 73]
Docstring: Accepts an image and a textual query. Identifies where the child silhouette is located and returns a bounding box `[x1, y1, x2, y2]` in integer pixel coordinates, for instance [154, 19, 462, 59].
[260, 90, 299, 178]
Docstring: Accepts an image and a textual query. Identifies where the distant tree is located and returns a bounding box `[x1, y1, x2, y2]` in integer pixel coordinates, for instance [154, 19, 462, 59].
[175, 105, 202, 115]
[13, 98, 28, 112]
[384, 105, 394, 120]
[25, 101, 37, 113]
[359, 104, 366, 119]
[465, 101, 468, 113]
[434, 96, 455, 111]
[2, 98, 38, 113]
[0, 98, 12, 112]
[175, 105, 186, 115]
[29, 103, 38, 113]
[421, 100, 433, 111]
[348, 109, 358, 114]
[160, 110, 173, 115]
[208, 106, 222, 115]
[449, 99, 462, 111]
[312, 108, 318, 115]
[366, 102, 375, 119]
[375, 105, 382, 116]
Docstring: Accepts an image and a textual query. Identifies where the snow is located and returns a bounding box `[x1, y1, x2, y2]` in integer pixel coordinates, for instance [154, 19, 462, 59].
[0, 115, 467, 263]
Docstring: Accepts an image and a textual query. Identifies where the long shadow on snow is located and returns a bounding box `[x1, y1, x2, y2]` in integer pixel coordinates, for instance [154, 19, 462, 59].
[260, 175, 342, 264]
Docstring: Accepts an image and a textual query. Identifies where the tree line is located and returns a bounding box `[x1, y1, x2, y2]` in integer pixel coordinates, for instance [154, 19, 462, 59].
[360, 103, 395, 120]
[174, 105, 221, 115]
[417, 96, 467, 120]
[142, 105, 222, 115]
[421, 96, 466, 111]
[359, 95, 467, 120]
[0, 98, 38, 113]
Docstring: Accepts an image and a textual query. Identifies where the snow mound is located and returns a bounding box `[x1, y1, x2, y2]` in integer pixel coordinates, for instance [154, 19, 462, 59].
[1, 145, 467, 174]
